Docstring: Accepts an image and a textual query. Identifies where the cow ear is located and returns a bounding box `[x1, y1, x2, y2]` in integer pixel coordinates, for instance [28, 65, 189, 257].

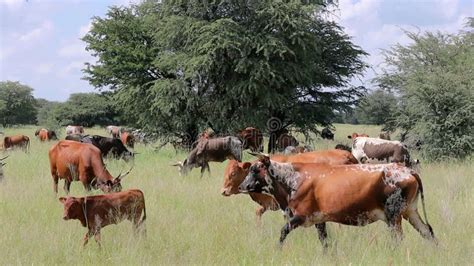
[241, 162, 251, 171]
[59, 197, 66, 204]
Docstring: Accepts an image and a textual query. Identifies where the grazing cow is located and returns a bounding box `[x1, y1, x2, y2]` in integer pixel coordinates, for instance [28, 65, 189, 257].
[65, 135, 133, 161]
[49, 140, 129, 194]
[3, 135, 30, 152]
[121, 132, 135, 149]
[276, 133, 299, 152]
[174, 136, 242, 177]
[66, 125, 84, 136]
[347, 132, 369, 139]
[59, 189, 146, 247]
[379, 131, 391, 140]
[36, 128, 58, 141]
[221, 149, 358, 221]
[238, 127, 264, 152]
[320, 127, 334, 140]
[106, 125, 121, 138]
[335, 144, 351, 152]
[238, 154, 437, 249]
[351, 137, 413, 167]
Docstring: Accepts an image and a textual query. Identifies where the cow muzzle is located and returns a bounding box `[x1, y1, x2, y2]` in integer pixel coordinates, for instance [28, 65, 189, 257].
[220, 188, 231, 196]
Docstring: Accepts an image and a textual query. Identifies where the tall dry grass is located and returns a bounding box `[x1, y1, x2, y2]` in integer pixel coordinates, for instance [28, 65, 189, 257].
[0, 125, 472, 265]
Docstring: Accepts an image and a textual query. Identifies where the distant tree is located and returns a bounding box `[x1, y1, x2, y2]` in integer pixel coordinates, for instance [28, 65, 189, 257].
[45, 93, 118, 127]
[83, 0, 367, 152]
[0, 81, 37, 127]
[36, 99, 62, 129]
[375, 21, 473, 160]
[354, 89, 398, 125]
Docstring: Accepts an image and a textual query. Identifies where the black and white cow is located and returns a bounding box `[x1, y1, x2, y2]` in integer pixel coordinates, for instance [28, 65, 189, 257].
[351, 137, 415, 167]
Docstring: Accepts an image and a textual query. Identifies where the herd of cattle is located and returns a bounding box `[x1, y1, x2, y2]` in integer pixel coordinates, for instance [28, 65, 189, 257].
[0, 125, 438, 249]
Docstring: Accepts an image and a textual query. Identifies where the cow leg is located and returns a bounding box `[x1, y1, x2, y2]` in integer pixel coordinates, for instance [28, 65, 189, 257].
[200, 162, 210, 178]
[279, 215, 304, 247]
[315, 223, 329, 250]
[255, 206, 266, 226]
[52, 176, 59, 194]
[63, 180, 71, 195]
[83, 231, 93, 247]
[94, 231, 102, 248]
[403, 209, 437, 243]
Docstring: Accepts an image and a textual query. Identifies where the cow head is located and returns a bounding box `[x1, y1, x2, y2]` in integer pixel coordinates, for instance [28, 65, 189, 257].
[34, 129, 41, 136]
[59, 197, 83, 220]
[172, 159, 192, 176]
[48, 131, 58, 140]
[348, 133, 369, 139]
[239, 153, 273, 195]
[221, 160, 251, 196]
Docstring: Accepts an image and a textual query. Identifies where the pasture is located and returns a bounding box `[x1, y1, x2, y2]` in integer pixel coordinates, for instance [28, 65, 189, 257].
[0, 124, 472, 265]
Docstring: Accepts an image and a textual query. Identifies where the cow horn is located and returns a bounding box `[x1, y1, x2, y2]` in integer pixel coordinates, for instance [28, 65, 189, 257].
[0, 155, 8, 161]
[171, 161, 183, 167]
[247, 151, 270, 158]
[116, 166, 134, 181]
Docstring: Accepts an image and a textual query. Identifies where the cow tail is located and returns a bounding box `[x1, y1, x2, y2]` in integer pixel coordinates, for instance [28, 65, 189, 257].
[413, 173, 434, 235]
[27, 138, 30, 153]
[139, 194, 146, 227]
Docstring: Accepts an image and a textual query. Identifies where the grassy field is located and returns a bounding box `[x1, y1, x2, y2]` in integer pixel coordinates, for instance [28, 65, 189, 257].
[0, 124, 472, 265]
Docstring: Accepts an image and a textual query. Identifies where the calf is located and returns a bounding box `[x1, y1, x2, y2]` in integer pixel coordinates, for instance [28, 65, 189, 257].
[351, 137, 413, 167]
[3, 135, 30, 152]
[238, 127, 264, 152]
[221, 149, 357, 221]
[348, 132, 369, 139]
[59, 189, 146, 247]
[106, 125, 121, 138]
[174, 136, 242, 177]
[49, 140, 128, 194]
[239, 155, 437, 249]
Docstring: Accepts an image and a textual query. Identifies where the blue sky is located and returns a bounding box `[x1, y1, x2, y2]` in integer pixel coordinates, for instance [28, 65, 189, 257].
[0, 0, 472, 101]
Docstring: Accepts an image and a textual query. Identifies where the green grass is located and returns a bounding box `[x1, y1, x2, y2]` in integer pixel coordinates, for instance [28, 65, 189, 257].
[0, 124, 472, 265]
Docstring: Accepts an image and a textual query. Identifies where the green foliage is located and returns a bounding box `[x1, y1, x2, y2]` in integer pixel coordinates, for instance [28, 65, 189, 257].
[83, 0, 367, 147]
[376, 24, 473, 160]
[43, 93, 118, 127]
[0, 81, 37, 127]
[354, 89, 398, 125]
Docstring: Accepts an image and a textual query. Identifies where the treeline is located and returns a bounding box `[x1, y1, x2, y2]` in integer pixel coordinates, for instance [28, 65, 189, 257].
[0, 81, 119, 129]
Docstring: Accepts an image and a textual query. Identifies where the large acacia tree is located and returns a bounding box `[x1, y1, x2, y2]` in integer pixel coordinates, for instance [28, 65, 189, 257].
[83, 0, 367, 151]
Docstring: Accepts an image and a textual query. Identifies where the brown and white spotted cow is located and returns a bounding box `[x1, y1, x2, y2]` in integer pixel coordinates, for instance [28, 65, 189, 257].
[350, 137, 414, 167]
[221, 149, 358, 222]
[239, 154, 438, 249]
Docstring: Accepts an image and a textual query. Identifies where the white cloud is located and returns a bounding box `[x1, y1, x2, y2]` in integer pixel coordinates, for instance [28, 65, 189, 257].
[434, 0, 459, 19]
[58, 41, 87, 58]
[36, 63, 54, 74]
[18, 20, 53, 42]
[0, 0, 24, 10]
[78, 22, 92, 37]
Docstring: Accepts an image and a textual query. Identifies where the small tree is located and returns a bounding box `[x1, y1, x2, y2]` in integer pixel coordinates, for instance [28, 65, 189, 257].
[0, 81, 37, 126]
[354, 89, 398, 125]
[375, 21, 473, 160]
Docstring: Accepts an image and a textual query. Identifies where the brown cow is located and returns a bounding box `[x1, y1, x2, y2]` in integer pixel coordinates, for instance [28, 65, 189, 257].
[36, 128, 58, 141]
[3, 135, 30, 152]
[276, 133, 299, 152]
[221, 149, 358, 221]
[121, 132, 135, 149]
[238, 127, 263, 152]
[59, 189, 146, 247]
[239, 155, 437, 249]
[49, 140, 128, 194]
